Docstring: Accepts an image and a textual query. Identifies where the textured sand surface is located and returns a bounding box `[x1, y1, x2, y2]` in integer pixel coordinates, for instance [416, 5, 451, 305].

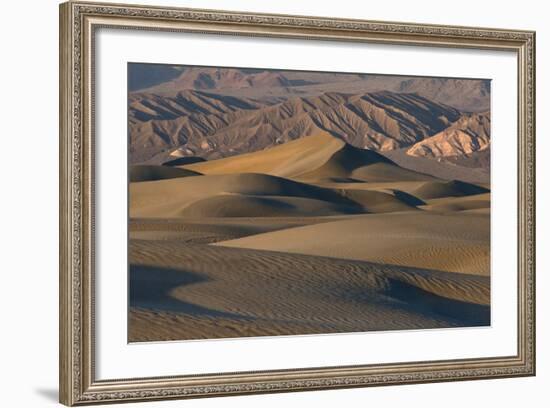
[216, 212, 490, 276]
[129, 216, 350, 244]
[129, 165, 201, 182]
[129, 241, 489, 341]
[128, 133, 491, 342]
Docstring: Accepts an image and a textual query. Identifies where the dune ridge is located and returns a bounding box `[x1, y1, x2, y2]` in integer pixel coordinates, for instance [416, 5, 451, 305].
[131, 134, 446, 219]
[128, 129, 491, 342]
[129, 165, 201, 182]
[129, 240, 489, 341]
[215, 212, 490, 276]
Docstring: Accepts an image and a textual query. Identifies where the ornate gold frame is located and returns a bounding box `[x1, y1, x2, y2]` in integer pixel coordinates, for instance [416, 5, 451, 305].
[59, 1, 536, 405]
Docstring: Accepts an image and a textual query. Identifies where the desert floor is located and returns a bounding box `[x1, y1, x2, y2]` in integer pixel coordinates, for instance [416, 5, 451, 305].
[128, 133, 490, 342]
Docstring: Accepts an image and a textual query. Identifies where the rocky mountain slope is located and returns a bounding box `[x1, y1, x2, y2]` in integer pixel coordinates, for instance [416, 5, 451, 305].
[406, 112, 490, 158]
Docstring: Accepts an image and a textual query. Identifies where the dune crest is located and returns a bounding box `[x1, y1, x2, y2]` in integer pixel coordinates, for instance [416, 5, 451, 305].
[129, 240, 490, 341]
[127, 68, 491, 342]
[184, 132, 345, 178]
[184, 132, 435, 183]
[129, 165, 201, 182]
[215, 212, 490, 276]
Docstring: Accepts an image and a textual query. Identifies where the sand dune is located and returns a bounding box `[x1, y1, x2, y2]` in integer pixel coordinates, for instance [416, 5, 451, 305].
[312, 179, 488, 204]
[184, 132, 434, 183]
[128, 130, 491, 342]
[423, 200, 489, 212]
[294, 142, 436, 183]
[383, 148, 490, 184]
[310, 179, 428, 194]
[216, 212, 490, 276]
[129, 133, 439, 218]
[130, 216, 363, 244]
[129, 165, 201, 182]
[339, 189, 423, 213]
[129, 166, 431, 218]
[421, 193, 491, 212]
[179, 194, 364, 218]
[183, 132, 346, 178]
[162, 156, 206, 166]
[411, 180, 489, 200]
[129, 240, 489, 341]
[426, 192, 490, 204]
[130, 171, 367, 218]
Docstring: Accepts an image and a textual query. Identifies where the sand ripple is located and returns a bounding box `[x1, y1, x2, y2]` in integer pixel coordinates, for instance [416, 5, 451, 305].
[129, 240, 489, 342]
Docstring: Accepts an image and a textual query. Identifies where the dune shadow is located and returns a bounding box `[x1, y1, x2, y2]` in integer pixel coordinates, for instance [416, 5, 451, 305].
[391, 189, 426, 206]
[130, 264, 245, 319]
[384, 278, 490, 326]
[162, 156, 206, 166]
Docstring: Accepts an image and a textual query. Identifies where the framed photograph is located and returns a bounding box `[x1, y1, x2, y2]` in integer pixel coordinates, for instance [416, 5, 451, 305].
[59, 1, 536, 405]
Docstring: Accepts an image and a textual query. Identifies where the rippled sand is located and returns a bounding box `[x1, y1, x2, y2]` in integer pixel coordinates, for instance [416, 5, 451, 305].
[128, 133, 490, 342]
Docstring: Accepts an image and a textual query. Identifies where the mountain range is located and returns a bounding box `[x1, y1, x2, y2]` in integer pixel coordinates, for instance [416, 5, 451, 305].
[130, 66, 490, 112]
[128, 65, 492, 342]
[129, 90, 489, 169]
[128, 65, 491, 185]
[407, 111, 490, 158]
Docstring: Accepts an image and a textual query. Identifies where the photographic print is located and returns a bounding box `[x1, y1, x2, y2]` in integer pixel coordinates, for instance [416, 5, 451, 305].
[60, 4, 536, 404]
[128, 64, 491, 342]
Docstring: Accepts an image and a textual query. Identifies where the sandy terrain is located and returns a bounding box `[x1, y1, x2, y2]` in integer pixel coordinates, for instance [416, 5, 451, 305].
[128, 133, 491, 342]
[215, 212, 490, 276]
[129, 241, 489, 341]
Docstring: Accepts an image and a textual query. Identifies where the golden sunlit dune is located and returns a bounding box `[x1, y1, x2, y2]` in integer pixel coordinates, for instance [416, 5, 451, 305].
[128, 62, 493, 342]
[129, 216, 362, 244]
[179, 194, 364, 218]
[411, 179, 489, 200]
[215, 212, 490, 276]
[131, 134, 439, 219]
[129, 240, 489, 341]
[130, 172, 366, 218]
[129, 165, 201, 182]
[128, 132, 491, 342]
[184, 132, 436, 183]
[421, 193, 491, 213]
[183, 132, 347, 178]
